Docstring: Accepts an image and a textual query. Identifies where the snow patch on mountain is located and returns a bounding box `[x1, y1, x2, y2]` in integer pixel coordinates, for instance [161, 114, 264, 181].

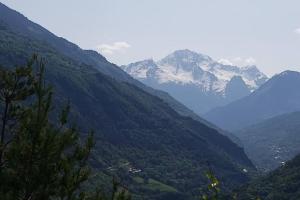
[122, 49, 268, 95]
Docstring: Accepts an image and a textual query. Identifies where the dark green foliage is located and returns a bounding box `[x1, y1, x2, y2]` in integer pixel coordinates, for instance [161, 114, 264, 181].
[201, 167, 221, 200]
[236, 154, 300, 200]
[0, 58, 130, 200]
[0, 58, 93, 199]
[0, 59, 34, 165]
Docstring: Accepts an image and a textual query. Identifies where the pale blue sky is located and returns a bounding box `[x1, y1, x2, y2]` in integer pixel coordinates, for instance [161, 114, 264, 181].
[1, 0, 300, 75]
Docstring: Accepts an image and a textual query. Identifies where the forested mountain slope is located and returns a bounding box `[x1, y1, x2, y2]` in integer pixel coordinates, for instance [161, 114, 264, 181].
[235, 111, 300, 171]
[236, 154, 300, 200]
[0, 2, 254, 199]
[0, 2, 212, 130]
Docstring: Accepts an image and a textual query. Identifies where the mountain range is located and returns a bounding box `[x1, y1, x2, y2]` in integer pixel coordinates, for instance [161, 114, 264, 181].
[0, 1, 233, 138]
[122, 50, 268, 114]
[0, 2, 254, 199]
[205, 70, 300, 131]
[4, 2, 300, 199]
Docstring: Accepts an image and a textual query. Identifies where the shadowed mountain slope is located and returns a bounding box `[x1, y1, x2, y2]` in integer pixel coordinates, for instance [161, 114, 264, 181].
[0, 2, 254, 199]
[205, 71, 300, 131]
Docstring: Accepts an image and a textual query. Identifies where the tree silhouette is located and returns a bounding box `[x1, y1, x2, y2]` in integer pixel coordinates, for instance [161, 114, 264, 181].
[0, 55, 130, 200]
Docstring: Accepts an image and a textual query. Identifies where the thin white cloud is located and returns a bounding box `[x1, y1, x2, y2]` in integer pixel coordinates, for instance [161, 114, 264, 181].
[218, 59, 233, 66]
[245, 57, 256, 65]
[218, 57, 256, 67]
[294, 28, 300, 34]
[232, 57, 242, 62]
[96, 41, 131, 55]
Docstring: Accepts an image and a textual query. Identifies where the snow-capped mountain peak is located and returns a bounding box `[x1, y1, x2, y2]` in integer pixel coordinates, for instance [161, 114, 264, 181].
[122, 50, 267, 93]
[159, 49, 213, 65]
[158, 49, 213, 73]
[120, 49, 268, 114]
[122, 58, 158, 79]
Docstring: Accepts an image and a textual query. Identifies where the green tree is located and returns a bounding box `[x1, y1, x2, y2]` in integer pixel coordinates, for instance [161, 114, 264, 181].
[201, 165, 221, 200]
[0, 57, 34, 168]
[0, 55, 130, 200]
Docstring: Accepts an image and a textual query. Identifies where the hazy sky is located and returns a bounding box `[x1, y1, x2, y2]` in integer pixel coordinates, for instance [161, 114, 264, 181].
[1, 0, 300, 76]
